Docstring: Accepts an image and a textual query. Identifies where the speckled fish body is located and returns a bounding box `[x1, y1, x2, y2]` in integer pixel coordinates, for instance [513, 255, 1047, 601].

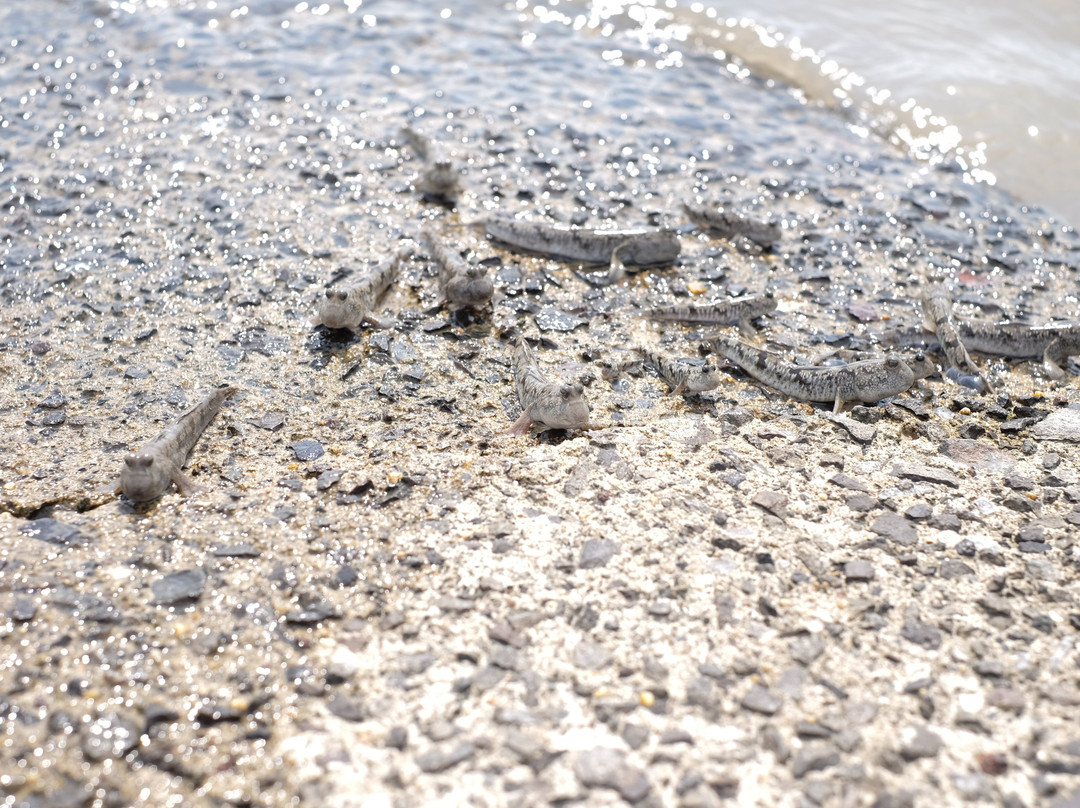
[120, 386, 237, 503]
[642, 294, 777, 331]
[709, 335, 918, 413]
[920, 288, 991, 392]
[420, 225, 493, 308]
[484, 216, 681, 265]
[509, 337, 590, 434]
[958, 321, 1080, 379]
[636, 346, 720, 395]
[402, 125, 461, 199]
[683, 201, 782, 248]
[314, 248, 404, 332]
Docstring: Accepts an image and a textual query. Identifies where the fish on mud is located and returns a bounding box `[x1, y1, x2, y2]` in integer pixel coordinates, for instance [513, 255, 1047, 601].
[636, 346, 720, 396]
[313, 247, 408, 333]
[483, 215, 681, 266]
[709, 334, 931, 413]
[957, 321, 1080, 380]
[683, 200, 782, 248]
[640, 293, 777, 334]
[420, 225, 493, 309]
[402, 125, 461, 200]
[509, 336, 590, 435]
[920, 287, 992, 393]
[104, 386, 238, 503]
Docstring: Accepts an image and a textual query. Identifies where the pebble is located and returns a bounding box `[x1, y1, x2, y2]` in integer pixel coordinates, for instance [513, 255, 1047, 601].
[572, 640, 612, 670]
[152, 568, 207, 605]
[892, 463, 960, 488]
[579, 537, 618, 569]
[1032, 408, 1080, 441]
[290, 439, 325, 461]
[899, 725, 944, 760]
[740, 684, 782, 715]
[535, 305, 587, 332]
[416, 742, 475, 773]
[792, 742, 840, 778]
[938, 559, 975, 579]
[573, 748, 651, 803]
[81, 711, 140, 761]
[844, 560, 875, 582]
[938, 438, 1013, 470]
[871, 512, 918, 546]
[19, 518, 90, 547]
[900, 619, 942, 650]
[751, 490, 788, 519]
[830, 472, 871, 493]
[823, 413, 876, 443]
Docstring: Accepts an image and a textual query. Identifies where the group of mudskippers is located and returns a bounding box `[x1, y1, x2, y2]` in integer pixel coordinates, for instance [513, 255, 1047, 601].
[106, 126, 1080, 504]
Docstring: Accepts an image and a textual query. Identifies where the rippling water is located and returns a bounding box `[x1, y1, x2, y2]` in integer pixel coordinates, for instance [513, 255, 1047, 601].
[552, 0, 1080, 225]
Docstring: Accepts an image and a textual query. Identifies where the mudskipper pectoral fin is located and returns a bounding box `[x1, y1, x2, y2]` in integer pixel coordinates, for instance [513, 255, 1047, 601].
[671, 382, 686, 397]
[737, 317, 755, 336]
[507, 406, 536, 436]
[363, 313, 397, 330]
[1043, 341, 1067, 380]
[93, 481, 122, 499]
[832, 394, 845, 415]
[172, 469, 207, 497]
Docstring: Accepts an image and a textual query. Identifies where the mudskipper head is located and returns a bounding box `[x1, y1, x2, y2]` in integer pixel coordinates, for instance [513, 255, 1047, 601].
[906, 352, 937, 380]
[316, 288, 354, 330]
[547, 383, 590, 431]
[120, 454, 167, 503]
[455, 272, 494, 308]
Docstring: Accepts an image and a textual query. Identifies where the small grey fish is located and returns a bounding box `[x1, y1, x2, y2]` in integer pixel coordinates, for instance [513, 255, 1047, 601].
[509, 337, 590, 435]
[920, 287, 992, 393]
[958, 321, 1080, 380]
[709, 335, 927, 413]
[402, 125, 461, 199]
[313, 247, 407, 332]
[109, 386, 237, 503]
[683, 201, 782, 248]
[599, 355, 643, 382]
[420, 225, 493, 309]
[484, 215, 681, 266]
[641, 293, 777, 334]
[636, 346, 720, 396]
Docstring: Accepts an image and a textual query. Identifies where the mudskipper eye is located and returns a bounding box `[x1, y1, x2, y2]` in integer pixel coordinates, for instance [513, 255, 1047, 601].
[765, 290, 774, 299]
[702, 363, 714, 373]
[915, 353, 925, 361]
[886, 357, 899, 368]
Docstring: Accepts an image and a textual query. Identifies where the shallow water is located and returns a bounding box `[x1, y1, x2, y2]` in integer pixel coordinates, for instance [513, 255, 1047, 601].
[551, 0, 1080, 225]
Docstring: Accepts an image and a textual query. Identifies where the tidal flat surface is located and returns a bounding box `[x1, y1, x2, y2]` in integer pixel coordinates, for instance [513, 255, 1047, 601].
[1, 2, 1079, 807]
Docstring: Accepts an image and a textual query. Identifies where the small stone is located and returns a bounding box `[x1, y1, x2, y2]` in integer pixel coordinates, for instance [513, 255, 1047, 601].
[124, 366, 152, 380]
[12, 597, 37, 622]
[82, 712, 140, 761]
[823, 413, 876, 443]
[416, 742, 475, 773]
[900, 619, 942, 650]
[899, 725, 944, 760]
[751, 490, 788, 519]
[316, 469, 344, 491]
[721, 407, 755, 427]
[19, 518, 90, 547]
[871, 512, 918, 546]
[573, 748, 651, 803]
[931, 512, 963, 532]
[326, 694, 366, 722]
[152, 568, 207, 605]
[846, 494, 878, 512]
[535, 305, 587, 332]
[938, 438, 1013, 470]
[788, 634, 825, 666]
[386, 726, 408, 749]
[1032, 408, 1080, 441]
[740, 684, 782, 715]
[844, 560, 875, 582]
[905, 503, 932, 520]
[290, 439, 325, 461]
[572, 640, 612, 670]
[829, 472, 871, 493]
[792, 742, 840, 778]
[579, 538, 618, 569]
[1003, 494, 1040, 514]
[892, 463, 960, 488]
[1003, 474, 1035, 491]
[939, 559, 975, 580]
